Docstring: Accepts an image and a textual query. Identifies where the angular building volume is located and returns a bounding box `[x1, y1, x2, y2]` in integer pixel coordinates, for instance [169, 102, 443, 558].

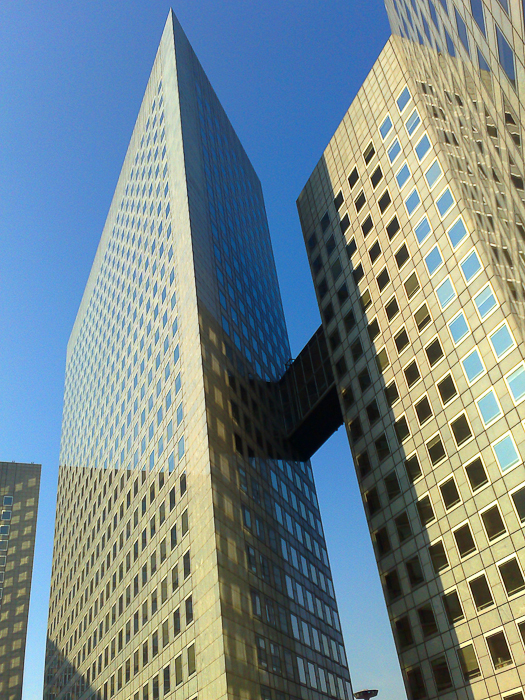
[44, 11, 352, 700]
[298, 1, 525, 699]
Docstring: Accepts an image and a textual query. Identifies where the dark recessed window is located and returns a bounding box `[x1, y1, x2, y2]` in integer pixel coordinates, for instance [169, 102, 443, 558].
[375, 434, 390, 460]
[417, 605, 438, 637]
[344, 310, 356, 332]
[481, 505, 506, 541]
[360, 289, 372, 311]
[365, 487, 381, 516]
[374, 527, 391, 556]
[346, 238, 357, 258]
[351, 339, 363, 362]
[414, 304, 431, 331]
[376, 348, 390, 372]
[348, 167, 359, 189]
[427, 434, 446, 465]
[329, 329, 341, 351]
[322, 302, 334, 324]
[363, 142, 376, 164]
[394, 327, 410, 353]
[369, 240, 382, 263]
[385, 296, 399, 321]
[321, 212, 330, 232]
[511, 484, 525, 522]
[498, 557, 525, 596]
[326, 235, 336, 255]
[425, 337, 444, 366]
[431, 656, 453, 692]
[469, 574, 493, 610]
[334, 191, 344, 209]
[366, 399, 381, 425]
[465, 457, 488, 492]
[429, 540, 448, 573]
[394, 416, 410, 443]
[331, 259, 342, 282]
[355, 191, 366, 213]
[353, 264, 364, 284]
[437, 374, 457, 404]
[339, 213, 350, 234]
[417, 495, 435, 526]
[442, 589, 464, 624]
[404, 272, 420, 299]
[440, 478, 460, 509]
[378, 190, 392, 213]
[404, 360, 421, 387]
[361, 214, 374, 237]
[367, 318, 380, 341]
[406, 556, 425, 587]
[307, 233, 317, 250]
[358, 368, 371, 391]
[395, 244, 410, 269]
[384, 471, 401, 500]
[415, 396, 433, 425]
[335, 356, 347, 378]
[395, 511, 412, 542]
[386, 216, 400, 240]
[336, 284, 348, 304]
[405, 454, 422, 482]
[458, 644, 481, 681]
[406, 668, 426, 700]
[371, 166, 383, 188]
[349, 417, 363, 443]
[317, 278, 328, 299]
[486, 630, 513, 670]
[450, 414, 472, 446]
[342, 385, 355, 410]
[312, 255, 323, 275]
[385, 380, 399, 406]
[377, 268, 390, 291]
[356, 450, 371, 477]
[384, 569, 402, 601]
[395, 616, 414, 648]
[454, 523, 476, 557]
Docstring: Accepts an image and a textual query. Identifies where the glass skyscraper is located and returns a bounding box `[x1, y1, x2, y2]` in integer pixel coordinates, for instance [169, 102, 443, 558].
[298, 1, 525, 699]
[44, 11, 352, 700]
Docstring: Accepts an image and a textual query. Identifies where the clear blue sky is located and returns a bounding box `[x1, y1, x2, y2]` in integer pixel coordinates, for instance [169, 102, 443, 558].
[0, 1, 406, 697]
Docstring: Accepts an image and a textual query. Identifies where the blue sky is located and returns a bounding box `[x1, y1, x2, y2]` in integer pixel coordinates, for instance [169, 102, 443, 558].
[0, 1, 405, 697]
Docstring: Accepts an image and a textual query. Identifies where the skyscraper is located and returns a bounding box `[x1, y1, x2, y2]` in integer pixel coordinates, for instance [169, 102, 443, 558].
[44, 11, 352, 700]
[0, 461, 40, 700]
[298, 2, 525, 699]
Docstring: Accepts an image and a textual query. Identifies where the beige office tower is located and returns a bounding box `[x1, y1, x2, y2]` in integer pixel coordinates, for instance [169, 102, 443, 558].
[43, 11, 352, 700]
[297, 0, 525, 691]
[0, 461, 40, 699]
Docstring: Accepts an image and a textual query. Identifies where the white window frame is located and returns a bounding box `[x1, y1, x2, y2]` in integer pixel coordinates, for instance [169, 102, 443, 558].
[424, 158, 443, 189]
[414, 214, 432, 245]
[473, 282, 498, 321]
[492, 431, 521, 474]
[437, 473, 462, 512]
[509, 481, 525, 527]
[435, 186, 455, 219]
[448, 310, 471, 346]
[379, 113, 393, 140]
[504, 363, 525, 405]
[463, 453, 490, 495]
[396, 85, 412, 113]
[414, 392, 433, 426]
[415, 132, 431, 162]
[496, 552, 525, 599]
[404, 187, 421, 217]
[404, 107, 421, 137]
[424, 244, 444, 276]
[425, 431, 447, 466]
[395, 161, 411, 190]
[460, 347, 486, 386]
[475, 387, 503, 427]
[453, 519, 478, 560]
[484, 626, 514, 672]
[435, 276, 456, 309]
[479, 501, 508, 544]
[489, 321, 515, 360]
[466, 569, 494, 611]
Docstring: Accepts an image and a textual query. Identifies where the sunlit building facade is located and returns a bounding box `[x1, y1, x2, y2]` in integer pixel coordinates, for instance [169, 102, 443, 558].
[298, 1, 525, 698]
[44, 11, 352, 700]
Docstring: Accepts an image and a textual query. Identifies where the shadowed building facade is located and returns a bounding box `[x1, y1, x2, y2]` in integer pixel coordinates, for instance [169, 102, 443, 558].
[298, 1, 525, 697]
[0, 461, 40, 700]
[44, 11, 352, 700]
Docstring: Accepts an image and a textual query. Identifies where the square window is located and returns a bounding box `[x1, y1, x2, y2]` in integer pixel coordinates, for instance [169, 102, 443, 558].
[442, 589, 464, 624]
[384, 471, 401, 500]
[490, 323, 514, 358]
[447, 217, 468, 248]
[395, 511, 412, 541]
[355, 190, 366, 213]
[384, 569, 402, 601]
[450, 413, 472, 446]
[405, 108, 421, 136]
[425, 159, 443, 188]
[367, 318, 380, 341]
[405, 453, 422, 482]
[386, 216, 400, 240]
[418, 605, 438, 637]
[506, 365, 525, 403]
[448, 312, 469, 345]
[406, 667, 426, 700]
[460, 249, 482, 282]
[414, 216, 431, 244]
[365, 488, 381, 517]
[461, 349, 484, 384]
[498, 558, 525, 596]
[374, 527, 391, 556]
[429, 540, 448, 572]
[511, 485, 525, 523]
[397, 86, 411, 112]
[404, 360, 421, 387]
[493, 433, 520, 472]
[378, 190, 392, 213]
[346, 238, 357, 258]
[415, 396, 433, 425]
[436, 277, 456, 308]
[465, 456, 488, 492]
[414, 304, 431, 331]
[366, 399, 381, 425]
[496, 25, 516, 86]
[437, 374, 457, 405]
[469, 573, 493, 610]
[427, 434, 446, 465]
[417, 495, 435, 525]
[369, 238, 382, 262]
[476, 389, 501, 425]
[440, 477, 460, 509]
[388, 138, 401, 164]
[396, 162, 410, 188]
[458, 644, 481, 681]
[404, 272, 420, 299]
[481, 504, 506, 541]
[436, 188, 454, 217]
[334, 191, 344, 209]
[394, 416, 410, 443]
[348, 167, 359, 189]
[405, 188, 421, 216]
[375, 434, 390, 460]
[379, 114, 393, 139]
[385, 380, 400, 406]
[474, 284, 497, 319]
[486, 630, 513, 669]
[394, 327, 410, 353]
[425, 337, 444, 366]
[371, 166, 383, 188]
[385, 296, 399, 320]
[415, 134, 431, 161]
[395, 244, 410, 269]
[454, 523, 476, 557]
[377, 268, 390, 291]
[406, 556, 425, 587]
[424, 246, 443, 275]
[361, 214, 374, 236]
[454, 8, 469, 52]
[363, 142, 376, 165]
